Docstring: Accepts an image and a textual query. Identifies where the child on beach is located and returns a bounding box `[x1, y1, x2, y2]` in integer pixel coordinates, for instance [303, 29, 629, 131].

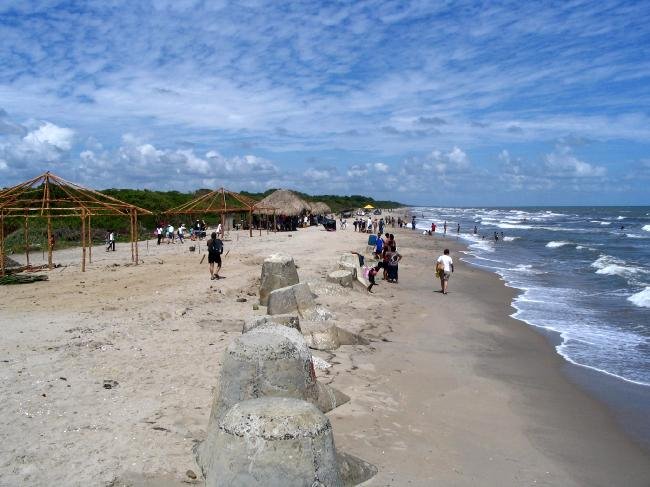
[367, 265, 380, 293]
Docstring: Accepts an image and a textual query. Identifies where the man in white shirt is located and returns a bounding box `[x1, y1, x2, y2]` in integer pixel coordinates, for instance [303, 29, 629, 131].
[436, 248, 454, 294]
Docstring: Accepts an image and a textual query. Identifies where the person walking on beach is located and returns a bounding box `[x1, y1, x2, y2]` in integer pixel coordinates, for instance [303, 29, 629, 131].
[436, 248, 454, 294]
[411, 216, 416, 229]
[106, 230, 115, 251]
[443, 221, 447, 236]
[207, 231, 224, 280]
[457, 223, 460, 235]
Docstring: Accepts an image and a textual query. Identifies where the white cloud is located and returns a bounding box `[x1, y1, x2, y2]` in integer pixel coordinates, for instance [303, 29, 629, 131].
[374, 162, 389, 172]
[544, 144, 605, 177]
[22, 122, 74, 151]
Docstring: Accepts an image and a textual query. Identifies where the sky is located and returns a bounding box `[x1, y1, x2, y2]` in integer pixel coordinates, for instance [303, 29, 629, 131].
[0, 0, 649, 206]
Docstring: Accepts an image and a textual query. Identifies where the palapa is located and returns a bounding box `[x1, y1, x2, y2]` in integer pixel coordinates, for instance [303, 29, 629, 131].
[0, 171, 153, 275]
[256, 189, 312, 217]
[163, 187, 276, 237]
[310, 201, 331, 215]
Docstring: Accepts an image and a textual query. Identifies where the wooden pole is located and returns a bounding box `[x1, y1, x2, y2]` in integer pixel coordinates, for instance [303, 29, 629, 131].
[45, 174, 53, 270]
[248, 210, 253, 237]
[0, 211, 5, 277]
[88, 215, 92, 264]
[134, 210, 139, 265]
[130, 210, 135, 263]
[47, 215, 53, 270]
[24, 214, 30, 266]
[81, 210, 86, 272]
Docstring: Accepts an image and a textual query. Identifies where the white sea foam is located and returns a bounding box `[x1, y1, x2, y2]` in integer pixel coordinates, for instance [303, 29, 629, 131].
[508, 264, 544, 275]
[643, 224, 650, 232]
[496, 222, 534, 229]
[590, 255, 646, 279]
[628, 287, 650, 308]
[617, 216, 626, 220]
[503, 236, 519, 241]
[546, 240, 572, 248]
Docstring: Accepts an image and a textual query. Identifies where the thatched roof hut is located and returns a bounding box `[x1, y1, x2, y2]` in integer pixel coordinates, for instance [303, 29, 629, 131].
[257, 189, 311, 216]
[310, 201, 331, 215]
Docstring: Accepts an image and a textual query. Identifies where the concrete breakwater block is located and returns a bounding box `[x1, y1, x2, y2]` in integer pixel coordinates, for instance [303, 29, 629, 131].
[207, 333, 317, 426]
[301, 321, 369, 351]
[338, 253, 369, 286]
[202, 397, 343, 487]
[267, 282, 316, 316]
[243, 314, 301, 333]
[327, 269, 354, 288]
[259, 253, 300, 306]
[337, 452, 379, 487]
[244, 324, 350, 413]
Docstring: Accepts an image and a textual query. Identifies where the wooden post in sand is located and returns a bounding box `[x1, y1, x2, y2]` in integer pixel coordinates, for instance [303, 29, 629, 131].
[87, 215, 92, 264]
[134, 210, 139, 265]
[248, 210, 253, 237]
[0, 211, 5, 276]
[273, 211, 277, 233]
[24, 214, 30, 266]
[81, 209, 86, 272]
[130, 209, 135, 263]
[47, 215, 53, 270]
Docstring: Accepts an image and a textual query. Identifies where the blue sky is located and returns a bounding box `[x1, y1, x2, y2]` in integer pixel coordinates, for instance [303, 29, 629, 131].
[1, 0, 649, 205]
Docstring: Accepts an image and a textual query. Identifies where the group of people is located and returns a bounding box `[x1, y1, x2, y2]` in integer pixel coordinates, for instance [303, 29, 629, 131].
[367, 232, 402, 292]
[155, 219, 214, 245]
[353, 216, 396, 234]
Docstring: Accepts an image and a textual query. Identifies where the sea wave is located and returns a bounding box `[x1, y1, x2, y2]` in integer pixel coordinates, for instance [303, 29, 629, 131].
[503, 236, 519, 241]
[590, 255, 646, 279]
[643, 224, 650, 232]
[546, 240, 572, 248]
[628, 287, 650, 308]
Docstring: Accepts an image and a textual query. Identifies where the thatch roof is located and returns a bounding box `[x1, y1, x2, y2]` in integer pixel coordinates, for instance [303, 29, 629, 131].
[310, 201, 331, 215]
[257, 189, 311, 216]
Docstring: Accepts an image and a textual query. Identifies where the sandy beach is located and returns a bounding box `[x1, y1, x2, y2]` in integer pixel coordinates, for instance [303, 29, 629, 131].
[1, 220, 649, 486]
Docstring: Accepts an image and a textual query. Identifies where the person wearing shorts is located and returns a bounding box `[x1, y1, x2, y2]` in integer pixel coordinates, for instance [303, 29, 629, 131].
[436, 248, 454, 294]
[207, 232, 224, 280]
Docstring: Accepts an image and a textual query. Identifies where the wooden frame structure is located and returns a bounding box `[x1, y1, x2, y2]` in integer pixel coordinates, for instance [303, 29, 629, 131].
[162, 187, 276, 236]
[0, 171, 152, 275]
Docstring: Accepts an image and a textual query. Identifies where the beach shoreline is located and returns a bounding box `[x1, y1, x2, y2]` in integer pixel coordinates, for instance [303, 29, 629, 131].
[1, 219, 649, 485]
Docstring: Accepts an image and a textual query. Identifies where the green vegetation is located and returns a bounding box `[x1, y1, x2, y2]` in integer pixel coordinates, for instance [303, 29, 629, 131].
[1, 188, 404, 253]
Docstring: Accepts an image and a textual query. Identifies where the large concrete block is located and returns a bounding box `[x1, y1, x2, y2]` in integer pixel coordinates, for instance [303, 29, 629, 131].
[203, 397, 343, 487]
[243, 314, 301, 333]
[301, 321, 369, 351]
[327, 269, 354, 288]
[207, 333, 315, 425]
[267, 282, 315, 315]
[245, 324, 349, 413]
[259, 253, 300, 306]
[338, 253, 369, 286]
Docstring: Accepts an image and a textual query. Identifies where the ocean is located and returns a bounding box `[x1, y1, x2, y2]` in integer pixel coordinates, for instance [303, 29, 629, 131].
[411, 207, 650, 388]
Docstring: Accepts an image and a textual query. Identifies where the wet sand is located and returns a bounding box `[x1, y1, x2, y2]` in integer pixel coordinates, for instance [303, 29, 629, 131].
[1, 222, 648, 486]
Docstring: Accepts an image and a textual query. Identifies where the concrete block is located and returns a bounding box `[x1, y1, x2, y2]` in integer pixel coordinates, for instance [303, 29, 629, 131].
[267, 282, 315, 315]
[202, 397, 343, 487]
[327, 270, 354, 288]
[207, 333, 315, 425]
[243, 314, 301, 333]
[259, 253, 300, 306]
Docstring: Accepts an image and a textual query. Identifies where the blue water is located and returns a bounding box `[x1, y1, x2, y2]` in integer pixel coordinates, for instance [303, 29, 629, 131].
[412, 207, 650, 387]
